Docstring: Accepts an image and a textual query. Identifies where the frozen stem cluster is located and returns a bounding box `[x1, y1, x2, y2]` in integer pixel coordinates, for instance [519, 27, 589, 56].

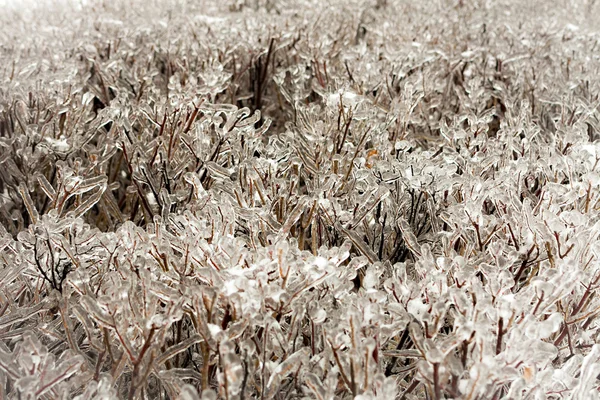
[1, 0, 600, 398]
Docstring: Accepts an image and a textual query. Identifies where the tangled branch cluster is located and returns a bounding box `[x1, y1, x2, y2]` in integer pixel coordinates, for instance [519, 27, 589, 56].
[1, 0, 600, 398]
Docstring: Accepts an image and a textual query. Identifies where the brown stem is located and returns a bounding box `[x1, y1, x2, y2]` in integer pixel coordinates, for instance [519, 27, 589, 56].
[433, 362, 441, 400]
[495, 317, 504, 355]
[128, 326, 157, 400]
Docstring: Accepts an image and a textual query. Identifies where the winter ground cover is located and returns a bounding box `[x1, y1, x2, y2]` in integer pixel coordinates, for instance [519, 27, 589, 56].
[1, 0, 600, 398]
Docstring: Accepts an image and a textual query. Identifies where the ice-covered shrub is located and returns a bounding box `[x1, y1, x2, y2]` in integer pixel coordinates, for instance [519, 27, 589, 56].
[1, 0, 600, 398]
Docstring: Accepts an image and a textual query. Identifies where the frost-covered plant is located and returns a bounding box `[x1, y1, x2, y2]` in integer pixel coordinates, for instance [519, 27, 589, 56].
[1, 0, 600, 398]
